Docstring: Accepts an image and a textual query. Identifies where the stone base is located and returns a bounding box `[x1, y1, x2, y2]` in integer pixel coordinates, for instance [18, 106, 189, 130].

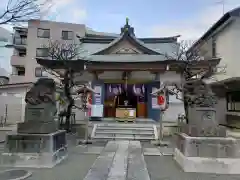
[17, 121, 58, 134]
[0, 130, 68, 168]
[174, 148, 240, 174]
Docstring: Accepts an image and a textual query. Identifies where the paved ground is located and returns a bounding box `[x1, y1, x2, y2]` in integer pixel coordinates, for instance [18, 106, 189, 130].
[0, 144, 98, 180]
[1, 139, 240, 180]
[145, 156, 240, 180]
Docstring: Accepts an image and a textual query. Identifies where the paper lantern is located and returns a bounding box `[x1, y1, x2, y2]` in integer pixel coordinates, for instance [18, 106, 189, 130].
[158, 95, 165, 105]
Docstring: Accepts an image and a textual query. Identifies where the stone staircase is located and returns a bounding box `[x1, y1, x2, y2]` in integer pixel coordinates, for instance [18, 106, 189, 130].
[91, 123, 158, 141]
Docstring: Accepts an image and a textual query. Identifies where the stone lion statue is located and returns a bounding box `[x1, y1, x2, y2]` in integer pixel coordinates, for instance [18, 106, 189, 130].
[25, 78, 56, 105]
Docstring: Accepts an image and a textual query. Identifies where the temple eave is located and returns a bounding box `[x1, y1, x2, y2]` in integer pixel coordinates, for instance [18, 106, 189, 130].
[36, 57, 220, 74]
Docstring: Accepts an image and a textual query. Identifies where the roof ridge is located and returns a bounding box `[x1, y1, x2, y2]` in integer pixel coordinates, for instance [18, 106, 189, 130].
[92, 31, 161, 55]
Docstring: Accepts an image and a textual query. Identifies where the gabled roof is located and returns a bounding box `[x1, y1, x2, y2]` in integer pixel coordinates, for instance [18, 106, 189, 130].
[190, 7, 240, 50]
[92, 18, 163, 55]
[79, 36, 179, 44]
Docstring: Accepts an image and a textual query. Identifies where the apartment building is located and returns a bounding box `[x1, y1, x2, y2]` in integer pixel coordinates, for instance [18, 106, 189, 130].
[8, 20, 87, 84]
[7, 19, 118, 84]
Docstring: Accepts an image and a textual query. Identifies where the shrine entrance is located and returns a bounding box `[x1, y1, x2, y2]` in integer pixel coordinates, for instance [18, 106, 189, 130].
[104, 82, 148, 119]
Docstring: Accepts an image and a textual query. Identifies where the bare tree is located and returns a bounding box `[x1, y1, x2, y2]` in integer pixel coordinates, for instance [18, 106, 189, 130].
[0, 0, 52, 25]
[40, 40, 88, 132]
[161, 40, 224, 123]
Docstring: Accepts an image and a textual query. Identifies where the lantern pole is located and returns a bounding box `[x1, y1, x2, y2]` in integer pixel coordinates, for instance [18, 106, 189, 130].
[159, 110, 164, 143]
[151, 86, 169, 147]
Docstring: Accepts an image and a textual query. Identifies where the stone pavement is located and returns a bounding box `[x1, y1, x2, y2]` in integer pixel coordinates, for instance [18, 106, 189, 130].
[1, 140, 240, 179]
[84, 141, 150, 180]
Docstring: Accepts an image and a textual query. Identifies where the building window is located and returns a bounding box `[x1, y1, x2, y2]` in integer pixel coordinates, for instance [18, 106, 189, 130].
[212, 37, 216, 57]
[227, 91, 240, 111]
[36, 48, 49, 57]
[14, 66, 25, 76]
[35, 67, 47, 77]
[17, 49, 27, 57]
[62, 31, 73, 40]
[37, 28, 50, 38]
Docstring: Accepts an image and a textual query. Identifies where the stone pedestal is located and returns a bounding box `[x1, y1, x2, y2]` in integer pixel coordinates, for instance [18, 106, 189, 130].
[17, 121, 58, 134]
[174, 133, 240, 174]
[0, 130, 67, 168]
[187, 107, 224, 136]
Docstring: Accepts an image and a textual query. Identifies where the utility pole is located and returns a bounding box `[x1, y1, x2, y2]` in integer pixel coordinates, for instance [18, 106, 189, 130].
[215, 0, 226, 15]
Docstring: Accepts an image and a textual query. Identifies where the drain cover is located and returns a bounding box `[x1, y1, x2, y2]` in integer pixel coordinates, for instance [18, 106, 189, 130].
[0, 169, 32, 180]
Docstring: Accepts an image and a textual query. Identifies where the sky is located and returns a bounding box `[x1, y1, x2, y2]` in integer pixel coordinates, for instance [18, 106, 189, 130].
[0, 0, 240, 73]
[40, 0, 240, 40]
[1, 0, 240, 40]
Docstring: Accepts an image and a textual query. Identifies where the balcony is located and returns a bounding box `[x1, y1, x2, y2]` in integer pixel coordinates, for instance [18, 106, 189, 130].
[10, 55, 27, 66]
[9, 75, 26, 84]
[14, 37, 27, 45]
[14, 27, 28, 36]
[6, 37, 27, 49]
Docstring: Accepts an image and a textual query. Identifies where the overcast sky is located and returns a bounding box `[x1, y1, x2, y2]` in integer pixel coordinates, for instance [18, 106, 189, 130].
[0, 0, 240, 73]
[1, 0, 240, 40]
[43, 0, 240, 40]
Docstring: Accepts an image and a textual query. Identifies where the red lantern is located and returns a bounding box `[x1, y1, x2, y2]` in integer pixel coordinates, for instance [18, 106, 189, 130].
[157, 95, 165, 105]
[87, 93, 92, 117]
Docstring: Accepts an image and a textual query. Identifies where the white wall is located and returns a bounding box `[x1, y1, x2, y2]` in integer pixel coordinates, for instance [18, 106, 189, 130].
[159, 71, 185, 122]
[198, 19, 240, 81]
[0, 86, 29, 124]
[215, 97, 227, 124]
[213, 20, 236, 81]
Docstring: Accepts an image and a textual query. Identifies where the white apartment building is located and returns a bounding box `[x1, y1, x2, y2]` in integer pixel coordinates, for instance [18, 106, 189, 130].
[8, 19, 118, 84]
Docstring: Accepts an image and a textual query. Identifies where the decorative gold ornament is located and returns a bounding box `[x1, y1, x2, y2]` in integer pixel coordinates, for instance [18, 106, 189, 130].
[124, 110, 128, 117]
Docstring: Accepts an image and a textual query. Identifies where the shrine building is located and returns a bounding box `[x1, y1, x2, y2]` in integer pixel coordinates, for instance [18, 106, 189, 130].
[37, 19, 220, 121]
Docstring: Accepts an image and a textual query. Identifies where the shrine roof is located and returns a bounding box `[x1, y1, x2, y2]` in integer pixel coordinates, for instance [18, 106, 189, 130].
[80, 35, 178, 44]
[77, 18, 180, 58]
[36, 57, 220, 72]
[87, 54, 168, 62]
[78, 36, 179, 58]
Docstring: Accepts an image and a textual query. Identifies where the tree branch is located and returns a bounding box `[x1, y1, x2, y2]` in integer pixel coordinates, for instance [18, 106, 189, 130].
[0, 0, 53, 25]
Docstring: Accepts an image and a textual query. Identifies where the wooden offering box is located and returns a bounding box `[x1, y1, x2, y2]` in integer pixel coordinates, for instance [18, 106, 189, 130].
[116, 108, 136, 120]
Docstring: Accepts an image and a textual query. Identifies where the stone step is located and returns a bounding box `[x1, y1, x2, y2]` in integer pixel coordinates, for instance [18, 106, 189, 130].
[96, 127, 154, 131]
[97, 123, 155, 127]
[95, 131, 154, 135]
[93, 136, 154, 140]
[91, 123, 158, 141]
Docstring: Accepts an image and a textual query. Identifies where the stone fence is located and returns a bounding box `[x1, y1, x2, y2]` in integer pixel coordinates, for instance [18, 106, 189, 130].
[176, 133, 239, 158]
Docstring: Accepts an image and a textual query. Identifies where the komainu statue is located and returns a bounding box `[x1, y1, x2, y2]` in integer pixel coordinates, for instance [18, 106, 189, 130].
[18, 78, 58, 134]
[25, 78, 56, 105]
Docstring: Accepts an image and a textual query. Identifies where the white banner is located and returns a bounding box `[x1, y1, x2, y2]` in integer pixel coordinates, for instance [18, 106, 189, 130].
[152, 87, 159, 109]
